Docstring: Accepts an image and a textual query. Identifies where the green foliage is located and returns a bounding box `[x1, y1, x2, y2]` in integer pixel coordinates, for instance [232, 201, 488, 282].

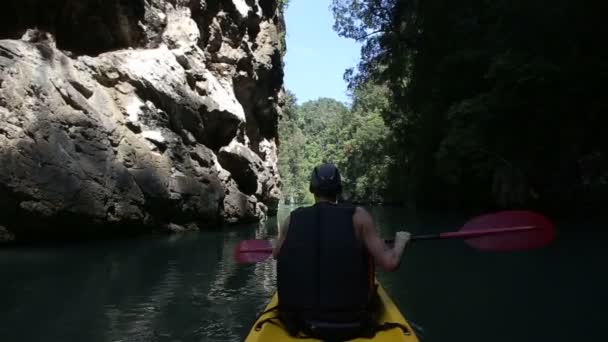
[277, 91, 310, 204]
[278, 0, 290, 12]
[338, 83, 396, 202]
[332, 0, 608, 212]
[278, 84, 398, 204]
[279, 31, 287, 57]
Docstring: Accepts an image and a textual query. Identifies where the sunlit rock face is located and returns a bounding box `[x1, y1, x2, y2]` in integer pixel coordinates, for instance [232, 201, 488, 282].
[0, 0, 284, 240]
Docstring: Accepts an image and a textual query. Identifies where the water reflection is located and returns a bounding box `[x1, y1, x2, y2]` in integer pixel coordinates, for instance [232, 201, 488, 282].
[0, 207, 605, 342]
[0, 215, 280, 342]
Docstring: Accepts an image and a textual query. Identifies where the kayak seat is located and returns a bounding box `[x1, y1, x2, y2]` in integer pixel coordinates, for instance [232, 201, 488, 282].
[246, 284, 420, 341]
[254, 305, 411, 341]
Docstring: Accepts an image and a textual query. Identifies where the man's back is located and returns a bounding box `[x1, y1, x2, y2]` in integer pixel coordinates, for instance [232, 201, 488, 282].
[276, 202, 372, 316]
[275, 204, 410, 272]
[270, 163, 410, 340]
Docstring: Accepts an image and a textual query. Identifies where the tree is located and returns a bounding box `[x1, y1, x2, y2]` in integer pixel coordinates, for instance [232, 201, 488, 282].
[332, 0, 608, 214]
[278, 85, 398, 204]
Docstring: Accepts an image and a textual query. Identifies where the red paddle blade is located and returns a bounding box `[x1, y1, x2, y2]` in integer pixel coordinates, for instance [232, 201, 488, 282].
[234, 240, 273, 263]
[461, 211, 555, 251]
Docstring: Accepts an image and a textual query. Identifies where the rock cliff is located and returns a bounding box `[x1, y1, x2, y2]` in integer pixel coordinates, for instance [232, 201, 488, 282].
[0, 0, 285, 241]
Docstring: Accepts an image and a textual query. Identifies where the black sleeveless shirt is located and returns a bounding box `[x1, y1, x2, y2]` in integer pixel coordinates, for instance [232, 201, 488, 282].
[277, 202, 372, 320]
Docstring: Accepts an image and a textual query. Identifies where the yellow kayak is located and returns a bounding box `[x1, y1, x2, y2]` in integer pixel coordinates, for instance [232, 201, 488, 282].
[245, 283, 420, 341]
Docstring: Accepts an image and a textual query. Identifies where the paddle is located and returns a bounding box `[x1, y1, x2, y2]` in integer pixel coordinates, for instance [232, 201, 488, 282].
[235, 210, 555, 264]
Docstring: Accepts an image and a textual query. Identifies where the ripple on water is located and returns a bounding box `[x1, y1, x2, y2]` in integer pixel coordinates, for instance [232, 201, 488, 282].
[15, 208, 598, 341]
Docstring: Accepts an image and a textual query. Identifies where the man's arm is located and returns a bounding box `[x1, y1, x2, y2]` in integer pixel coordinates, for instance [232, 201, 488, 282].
[272, 214, 290, 258]
[354, 207, 410, 272]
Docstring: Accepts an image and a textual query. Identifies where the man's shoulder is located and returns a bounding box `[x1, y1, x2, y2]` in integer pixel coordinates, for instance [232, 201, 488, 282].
[351, 206, 372, 241]
[352, 205, 370, 216]
[352, 206, 371, 224]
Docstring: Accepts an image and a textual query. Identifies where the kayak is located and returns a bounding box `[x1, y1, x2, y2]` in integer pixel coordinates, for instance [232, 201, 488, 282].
[245, 283, 420, 341]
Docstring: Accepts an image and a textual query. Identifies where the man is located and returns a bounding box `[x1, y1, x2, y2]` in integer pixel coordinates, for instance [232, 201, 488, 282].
[272, 163, 411, 340]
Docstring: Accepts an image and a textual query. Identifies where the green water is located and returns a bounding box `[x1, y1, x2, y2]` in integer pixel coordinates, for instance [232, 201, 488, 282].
[0, 206, 605, 341]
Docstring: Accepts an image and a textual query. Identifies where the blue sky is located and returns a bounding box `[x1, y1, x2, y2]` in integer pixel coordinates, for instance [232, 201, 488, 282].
[284, 0, 362, 104]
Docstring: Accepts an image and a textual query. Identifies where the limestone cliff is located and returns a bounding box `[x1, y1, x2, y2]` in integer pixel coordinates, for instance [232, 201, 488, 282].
[0, 0, 285, 241]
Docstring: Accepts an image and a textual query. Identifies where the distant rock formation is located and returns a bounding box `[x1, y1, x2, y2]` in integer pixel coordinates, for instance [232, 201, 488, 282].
[0, 0, 285, 241]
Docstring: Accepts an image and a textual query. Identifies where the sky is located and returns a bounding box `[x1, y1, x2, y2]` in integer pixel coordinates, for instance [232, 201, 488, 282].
[284, 0, 362, 104]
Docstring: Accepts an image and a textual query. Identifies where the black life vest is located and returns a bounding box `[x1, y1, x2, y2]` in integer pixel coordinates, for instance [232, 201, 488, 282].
[276, 202, 375, 339]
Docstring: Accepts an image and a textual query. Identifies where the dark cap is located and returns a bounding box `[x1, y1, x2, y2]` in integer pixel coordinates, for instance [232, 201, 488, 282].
[309, 163, 342, 197]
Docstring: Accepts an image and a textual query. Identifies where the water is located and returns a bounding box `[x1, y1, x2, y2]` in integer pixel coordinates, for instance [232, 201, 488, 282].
[0, 206, 605, 341]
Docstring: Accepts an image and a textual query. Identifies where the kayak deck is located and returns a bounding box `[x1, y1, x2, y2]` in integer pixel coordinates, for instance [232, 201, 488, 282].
[245, 284, 420, 341]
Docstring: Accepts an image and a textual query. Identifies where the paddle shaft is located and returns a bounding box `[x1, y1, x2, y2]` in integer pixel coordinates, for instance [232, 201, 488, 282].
[409, 225, 536, 241]
[239, 225, 537, 253]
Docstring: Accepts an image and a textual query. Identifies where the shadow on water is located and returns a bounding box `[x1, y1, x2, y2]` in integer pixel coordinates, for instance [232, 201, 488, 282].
[372, 209, 608, 342]
[0, 215, 279, 342]
[0, 206, 606, 341]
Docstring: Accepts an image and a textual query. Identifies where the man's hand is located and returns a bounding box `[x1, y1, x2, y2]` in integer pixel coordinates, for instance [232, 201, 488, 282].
[272, 214, 291, 258]
[270, 239, 277, 249]
[395, 231, 411, 246]
[357, 206, 411, 272]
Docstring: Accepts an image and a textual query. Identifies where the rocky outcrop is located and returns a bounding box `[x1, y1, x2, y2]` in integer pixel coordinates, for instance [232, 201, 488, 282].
[0, 0, 284, 241]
